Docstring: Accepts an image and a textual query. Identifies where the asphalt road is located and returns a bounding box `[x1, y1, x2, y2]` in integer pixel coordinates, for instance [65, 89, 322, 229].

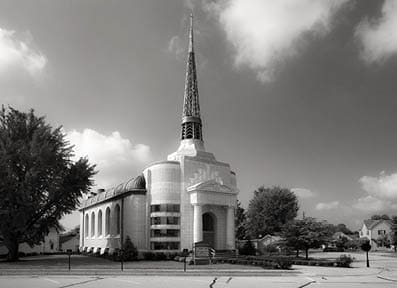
[1, 251, 397, 287]
[0, 274, 395, 288]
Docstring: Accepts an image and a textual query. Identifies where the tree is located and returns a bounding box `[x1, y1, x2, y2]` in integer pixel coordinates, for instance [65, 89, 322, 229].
[235, 200, 247, 240]
[371, 214, 390, 220]
[360, 240, 371, 267]
[246, 186, 298, 238]
[239, 238, 256, 256]
[335, 223, 353, 235]
[0, 107, 96, 261]
[335, 236, 349, 251]
[391, 216, 397, 252]
[281, 217, 332, 259]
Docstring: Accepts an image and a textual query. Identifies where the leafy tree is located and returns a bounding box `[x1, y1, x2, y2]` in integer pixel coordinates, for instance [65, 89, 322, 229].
[361, 240, 371, 267]
[371, 214, 390, 220]
[335, 223, 353, 235]
[247, 186, 298, 238]
[123, 236, 138, 261]
[281, 217, 332, 259]
[335, 236, 349, 251]
[239, 238, 256, 256]
[376, 234, 391, 248]
[0, 107, 96, 261]
[235, 200, 247, 240]
[391, 216, 397, 252]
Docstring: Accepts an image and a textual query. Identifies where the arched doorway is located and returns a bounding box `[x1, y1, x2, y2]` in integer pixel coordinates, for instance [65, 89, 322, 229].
[202, 212, 216, 248]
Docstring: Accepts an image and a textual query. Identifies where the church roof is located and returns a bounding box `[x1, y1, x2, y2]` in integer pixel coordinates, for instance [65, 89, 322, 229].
[80, 174, 146, 210]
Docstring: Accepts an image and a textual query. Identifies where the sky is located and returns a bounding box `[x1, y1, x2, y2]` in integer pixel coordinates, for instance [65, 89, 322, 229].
[1, 0, 397, 231]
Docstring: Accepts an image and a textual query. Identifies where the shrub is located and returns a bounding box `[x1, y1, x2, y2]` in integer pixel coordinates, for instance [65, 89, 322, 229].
[275, 258, 293, 269]
[143, 252, 155, 260]
[123, 236, 138, 261]
[154, 252, 167, 260]
[336, 254, 353, 267]
[239, 239, 256, 255]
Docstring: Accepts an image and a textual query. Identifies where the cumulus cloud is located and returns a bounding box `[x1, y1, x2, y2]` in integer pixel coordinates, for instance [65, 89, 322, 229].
[315, 201, 339, 210]
[0, 28, 47, 77]
[355, 0, 397, 64]
[359, 171, 397, 200]
[291, 188, 316, 199]
[352, 171, 397, 213]
[206, 0, 350, 82]
[66, 129, 151, 189]
[353, 195, 397, 212]
[167, 35, 186, 59]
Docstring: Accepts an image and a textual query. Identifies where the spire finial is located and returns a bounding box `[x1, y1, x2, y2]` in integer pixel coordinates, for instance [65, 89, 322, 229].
[189, 13, 194, 53]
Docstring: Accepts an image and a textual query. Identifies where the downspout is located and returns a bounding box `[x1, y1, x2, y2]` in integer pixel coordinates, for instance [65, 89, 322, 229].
[82, 209, 85, 248]
[121, 198, 124, 251]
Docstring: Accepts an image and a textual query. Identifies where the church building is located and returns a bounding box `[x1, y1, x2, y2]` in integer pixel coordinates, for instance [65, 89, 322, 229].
[79, 15, 238, 254]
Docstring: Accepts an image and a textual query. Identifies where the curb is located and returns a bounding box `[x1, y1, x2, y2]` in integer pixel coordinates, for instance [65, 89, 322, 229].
[0, 269, 300, 277]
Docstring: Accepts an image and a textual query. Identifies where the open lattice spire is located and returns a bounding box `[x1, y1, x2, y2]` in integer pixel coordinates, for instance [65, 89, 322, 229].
[181, 13, 202, 141]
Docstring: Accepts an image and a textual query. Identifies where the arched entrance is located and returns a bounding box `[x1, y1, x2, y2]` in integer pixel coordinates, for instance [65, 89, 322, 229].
[202, 212, 216, 248]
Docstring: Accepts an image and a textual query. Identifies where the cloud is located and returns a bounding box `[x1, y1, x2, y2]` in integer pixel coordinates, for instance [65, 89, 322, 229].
[291, 188, 316, 199]
[206, 0, 350, 82]
[167, 35, 186, 59]
[359, 171, 397, 200]
[355, 0, 397, 64]
[66, 129, 151, 189]
[352, 171, 397, 213]
[0, 28, 47, 77]
[315, 201, 339, 211]
[352, 195, 397, 212]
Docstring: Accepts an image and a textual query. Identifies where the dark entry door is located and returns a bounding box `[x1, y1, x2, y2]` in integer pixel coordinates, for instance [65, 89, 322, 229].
[202, 213, 215, 248]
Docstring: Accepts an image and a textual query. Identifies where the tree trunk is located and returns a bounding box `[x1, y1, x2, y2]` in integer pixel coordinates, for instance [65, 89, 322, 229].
[305, 248, 309, 260]
[296, 249, 299, 258]
[4, 236, 19, 261]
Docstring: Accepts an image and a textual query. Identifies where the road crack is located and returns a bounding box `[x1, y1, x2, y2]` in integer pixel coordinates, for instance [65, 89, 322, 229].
[209, 277, 218, 288]
[58, 277, 104, 288]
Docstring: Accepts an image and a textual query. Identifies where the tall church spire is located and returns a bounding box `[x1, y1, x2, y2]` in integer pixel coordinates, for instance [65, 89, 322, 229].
[181, 13, 202, 141]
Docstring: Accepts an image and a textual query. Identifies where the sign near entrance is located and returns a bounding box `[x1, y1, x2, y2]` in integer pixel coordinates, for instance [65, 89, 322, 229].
[195, 246, 209, 258]
[193, 241, 212, 264]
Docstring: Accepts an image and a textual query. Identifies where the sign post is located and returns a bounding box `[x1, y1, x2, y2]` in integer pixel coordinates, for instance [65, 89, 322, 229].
[119, 249, 124, 271]
[182, 249, 189, 272]
[66, 249, 72, 271]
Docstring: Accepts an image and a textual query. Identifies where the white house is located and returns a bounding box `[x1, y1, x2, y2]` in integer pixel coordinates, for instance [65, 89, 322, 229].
[359, 219, 392, 249]
[0, 228, 60, 256]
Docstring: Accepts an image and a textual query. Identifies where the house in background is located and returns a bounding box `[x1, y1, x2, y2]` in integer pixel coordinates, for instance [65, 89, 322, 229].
[60, 227, 80, 253]
[359, 219, 392, 249]
[0, 227, 60, 256]
[238, 235, 282, 252]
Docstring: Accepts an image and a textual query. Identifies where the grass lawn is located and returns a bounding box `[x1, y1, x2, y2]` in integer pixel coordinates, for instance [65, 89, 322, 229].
[0, 254, 263, 270]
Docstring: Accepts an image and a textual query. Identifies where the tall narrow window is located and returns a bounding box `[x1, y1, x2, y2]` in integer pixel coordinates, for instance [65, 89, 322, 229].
[97, 210, 102, 236]
[85, 214, 89, 237]
[91, 211, 95, 237]
[105, 207, 110, 235]
[115, 204, 121, 235]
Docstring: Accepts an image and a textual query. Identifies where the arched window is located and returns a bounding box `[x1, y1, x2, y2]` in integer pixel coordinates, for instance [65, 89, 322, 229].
[97, 210, 103, 236]
[85, 214, 89, 237]
[115, 204, 121, 235]
[105, 207, 110, 235]
[91, 211, 95, 237]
